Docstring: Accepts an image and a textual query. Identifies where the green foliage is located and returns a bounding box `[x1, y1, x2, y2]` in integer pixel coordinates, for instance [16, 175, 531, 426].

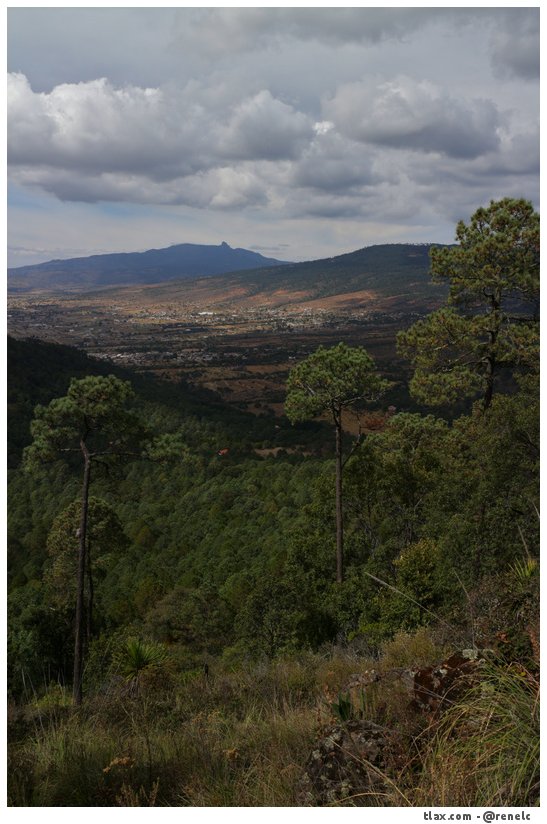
[24, 374, 142, 467]
[9, 364, 539, 674]
[285, 342, 388, 422]
[433, 386, 539, 581]
[7, 580, 74, 698]
[114, 638, 170, 685]
[398, 198, 539, 408]
[7, 214, 539, 704]
[145, 584, 234, 654]
[234, 576, 304, 658]
[381, 539, 447, 631]
[379, 626, 449, 672]
[330, 691, 353, 722]
[344, 412, 450, 550]
[44, 497, 128, 612]
[509, 557, 538, 586]
[7, 336, 118, 467]
[286, 342, 389, 584]
[431, 198, 539, 307]
[6, 195, 541, 805]
[398, 308, 486, 405]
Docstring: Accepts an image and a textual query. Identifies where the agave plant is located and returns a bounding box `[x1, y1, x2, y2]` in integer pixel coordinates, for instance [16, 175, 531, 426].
[509, 557, 539, 586]
[116, 638, 169, 690]
[330, 691, 354, 722]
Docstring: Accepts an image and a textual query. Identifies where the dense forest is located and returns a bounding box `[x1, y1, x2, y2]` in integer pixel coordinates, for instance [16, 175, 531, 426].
[7, 199, 540, 807]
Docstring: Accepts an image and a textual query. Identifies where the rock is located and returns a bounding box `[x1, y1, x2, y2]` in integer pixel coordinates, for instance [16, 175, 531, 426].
[298, 650, 490, 805]
[412, 651, 485, 712]
[297, 720, 399, 807]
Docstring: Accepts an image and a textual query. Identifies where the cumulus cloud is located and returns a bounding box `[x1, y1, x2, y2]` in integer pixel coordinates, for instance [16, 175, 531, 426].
[291, 131, 377, 193]
[220, 90, 314, 161]
[7, 65, 539, 231]
[7, 73, 316, 205]
[8, 73, 208, 178]
[324, 76, 501, 159]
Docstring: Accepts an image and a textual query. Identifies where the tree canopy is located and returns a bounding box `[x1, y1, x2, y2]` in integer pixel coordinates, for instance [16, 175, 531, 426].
[24, 374, 143, 466]
[398, 198, 539, 409]
[285, 342, 388, 422]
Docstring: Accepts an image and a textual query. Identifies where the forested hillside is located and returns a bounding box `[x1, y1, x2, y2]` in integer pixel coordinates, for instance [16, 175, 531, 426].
[7, 200, 540, 807]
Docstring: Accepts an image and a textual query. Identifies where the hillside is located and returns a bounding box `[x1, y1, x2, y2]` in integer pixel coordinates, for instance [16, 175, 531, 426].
[230, 242, 448, 302]
[7, 201, 539, 809]
[7, 241, 289, 292]
[33, 243, 449, 313]
[7, 328, 539, 808]
[6, 335, 334, 470]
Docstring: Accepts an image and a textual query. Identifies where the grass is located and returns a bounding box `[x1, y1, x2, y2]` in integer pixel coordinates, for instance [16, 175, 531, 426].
[413, 664, 540, 806]
[7, 656, 324, 806]
[7, 638, 540, 807]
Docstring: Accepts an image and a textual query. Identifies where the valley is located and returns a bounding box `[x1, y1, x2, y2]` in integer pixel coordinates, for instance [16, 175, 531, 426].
[7, 203, 540, 809]
[8, 242, 449, 414]
[8, 244, 446, 415]
[7, 282, 424, 417]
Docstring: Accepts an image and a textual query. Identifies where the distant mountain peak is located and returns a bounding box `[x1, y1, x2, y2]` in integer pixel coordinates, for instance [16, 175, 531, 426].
[8, 241, 291, 292]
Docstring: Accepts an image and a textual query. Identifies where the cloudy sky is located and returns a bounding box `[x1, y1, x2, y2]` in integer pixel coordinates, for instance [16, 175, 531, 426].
[7, 5, 540, 268]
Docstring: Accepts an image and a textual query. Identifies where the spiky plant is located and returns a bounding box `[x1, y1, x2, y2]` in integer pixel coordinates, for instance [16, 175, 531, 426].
[115, 638, 169, 691]
[509, 557, 538, 586]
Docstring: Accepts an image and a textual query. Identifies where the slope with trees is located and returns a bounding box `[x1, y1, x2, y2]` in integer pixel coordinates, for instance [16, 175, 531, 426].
[6, 198, 540, 807]
[24, 375, 147, 704]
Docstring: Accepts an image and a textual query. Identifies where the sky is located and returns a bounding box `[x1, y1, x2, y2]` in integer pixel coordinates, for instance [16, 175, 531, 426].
[6, 4, 540, 268]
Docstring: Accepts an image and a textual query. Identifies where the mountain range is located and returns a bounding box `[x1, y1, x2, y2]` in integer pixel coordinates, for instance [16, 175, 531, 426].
[8, 239, 449, 312]
[8, 241, 289, 292]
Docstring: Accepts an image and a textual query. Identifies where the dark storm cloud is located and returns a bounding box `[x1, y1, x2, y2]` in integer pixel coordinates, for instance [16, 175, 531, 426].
[8, 7, 539, 93]
[177, 7, 447, 53]
[488, 9, 540, 80]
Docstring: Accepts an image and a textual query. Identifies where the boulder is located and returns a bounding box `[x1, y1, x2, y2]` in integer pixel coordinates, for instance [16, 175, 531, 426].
[412, 650, 485, 712]
[297, 719, 399, 807]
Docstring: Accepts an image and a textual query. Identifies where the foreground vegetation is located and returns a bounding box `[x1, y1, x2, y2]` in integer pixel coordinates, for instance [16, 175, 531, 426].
[8, 633, 539, 807]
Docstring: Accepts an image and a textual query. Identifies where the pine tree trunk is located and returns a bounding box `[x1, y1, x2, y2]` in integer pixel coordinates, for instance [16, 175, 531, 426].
[483, 290, 501, 411]
[73, 444, 91, 706]
[86, 538, 93, 645]
[483, 360, 495, 410]
[334, 407, 344, 584]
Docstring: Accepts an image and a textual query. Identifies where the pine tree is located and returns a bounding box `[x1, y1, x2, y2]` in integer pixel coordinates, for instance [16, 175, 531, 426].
[398, 198, 539, 410]
[25, 375, 143, 705]
[285, 343, 387, 583]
